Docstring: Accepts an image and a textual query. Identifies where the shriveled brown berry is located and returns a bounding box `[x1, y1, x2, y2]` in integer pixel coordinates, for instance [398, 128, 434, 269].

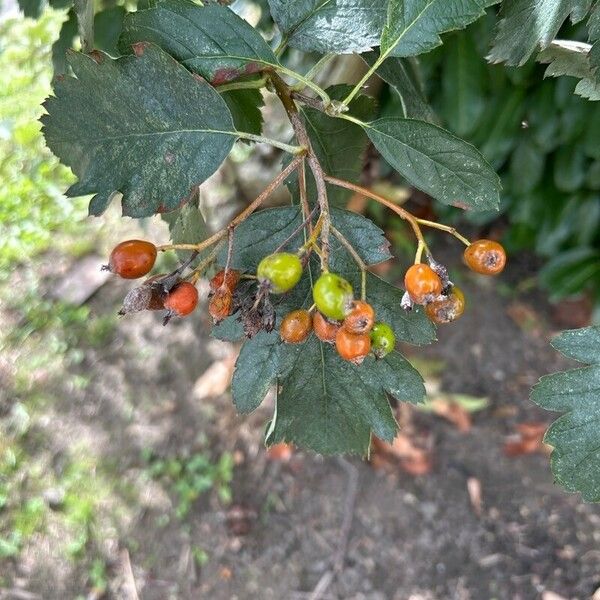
[335, 328, 371, 365]
[343, 300, 375, 334]
[107, 240, 157, 279]
[209, 287, 233, 323]
[313, 311, 340, 344]
[425, 286, 466, 324]
[280, 309, 312, 344]
[210, 269, 241, 292]
[464, 240, 506, 275]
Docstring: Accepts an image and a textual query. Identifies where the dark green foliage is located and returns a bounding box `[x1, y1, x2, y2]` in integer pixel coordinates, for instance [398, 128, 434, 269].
[531, 326, 600, 501]
[42, 45, 236, 217]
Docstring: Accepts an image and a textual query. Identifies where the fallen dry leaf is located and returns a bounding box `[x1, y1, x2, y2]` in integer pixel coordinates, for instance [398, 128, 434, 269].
[428, 398, 472, 432]
[504, 422, 551, 457]
[192, 353, 237, 401]
[371, 433, 433, 476]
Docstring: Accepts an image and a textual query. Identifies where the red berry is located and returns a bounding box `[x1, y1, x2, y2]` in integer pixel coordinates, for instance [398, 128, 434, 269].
[335, 328, 371, 365]
[464, 240, 507, 275]
[210, 269, 240, 292]
[108, 240, 157, 279]
[404, 264, 443, 305]
[425, 286, 466, 324]
[164, 281, 198, 317]
[209, 287, 233, 323]
[280, 309, 312, 344]
[313, 311, 340, 344]
[343, 300, 375, 335]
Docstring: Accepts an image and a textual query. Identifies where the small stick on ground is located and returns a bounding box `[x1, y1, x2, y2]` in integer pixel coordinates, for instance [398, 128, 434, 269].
[121, 548, 140, 600]
[307, 457, 359, 600]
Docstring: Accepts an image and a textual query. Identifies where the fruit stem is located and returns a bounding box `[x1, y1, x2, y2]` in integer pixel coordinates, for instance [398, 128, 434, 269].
[324, 175, 430, 255]
[415, 218, 471, 246]
[216, 75, 268, 93]
[298, 159, 313, 236]
[235, 132, 305, 155]
[274, 205, 318, 255]
[270, 71, 332, 270]
[414, 240, 425, 264]
[275, 65, 332, 107]
[330, 225, 367, 301]
[157, 155, 304, 254]
[188, 244, 223, 285]
[295, 53, 335, 88]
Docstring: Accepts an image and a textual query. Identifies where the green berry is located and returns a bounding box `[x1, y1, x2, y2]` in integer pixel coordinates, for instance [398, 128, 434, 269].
[370, 322, 395, 359]
[312, 272, 354, 321]
[257, 252, 303, 294]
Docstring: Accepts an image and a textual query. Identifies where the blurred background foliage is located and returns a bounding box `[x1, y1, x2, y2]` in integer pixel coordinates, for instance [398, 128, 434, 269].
[416, 13, 600, 308]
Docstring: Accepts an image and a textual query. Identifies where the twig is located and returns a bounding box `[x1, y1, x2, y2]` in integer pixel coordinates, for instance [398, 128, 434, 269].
[270, 72, 331, 270]
[120, 549, 140, 600]
[157, 155, 303, 254]
[330, 225, 367, 300]
[307, 457, 359, 600]
[324, 175, 429, 256]
[274, 205, 319, 255]
[298, 159, 313, 236]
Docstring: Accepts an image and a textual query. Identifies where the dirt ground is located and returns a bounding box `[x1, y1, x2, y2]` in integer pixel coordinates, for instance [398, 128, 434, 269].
[2, 240, 599, 600]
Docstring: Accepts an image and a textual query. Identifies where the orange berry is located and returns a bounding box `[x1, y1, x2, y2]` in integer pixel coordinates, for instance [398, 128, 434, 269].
[210, 269, 240, 292]
[335, 328, 371, 365]
[343, 300, 375, 334]
[164, 281, 198, 317]
[404, 263, 443, 305]
[425, 286, 466, 324]
[107, 240, 157, 279]
[209, 287, 233, 323]
[464, 240, 506, 275]
[280, 309, 312, 344]
[313, 311, 340, 344]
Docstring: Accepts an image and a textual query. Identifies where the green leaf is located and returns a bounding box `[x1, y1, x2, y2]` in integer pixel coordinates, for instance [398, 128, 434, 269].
[231, 331, 291, 413]
[554, 144, 586, 192]
[267, 0, 387, 54]
[18, 0, 43, 18]
[94, 6, 126, 57]
[362, 117, 501, 210]
[440, 33, 486, 137]
[380, 0, 495, 58]
[221, 89, 264, 137]
[41, 44, 236, 217]
[220, 206, 391, 272]
[288, 85, 377, 206]
[488, 0, 593, 67]
[363, 52, 436, 122]
[52, 10, 78, 77]
[475, 87, 525, 167]
[589, 3, 600, 81]
[509, 138, 545, 193]
[539, 247, 600, 299]
[530, 326, 600, 501]
[265, 338, 424, 455]
[119, 0, 279, 84]
[161, 200, 207, 259]
[74, 0, 94, 54]
[538, 41, 600, 101]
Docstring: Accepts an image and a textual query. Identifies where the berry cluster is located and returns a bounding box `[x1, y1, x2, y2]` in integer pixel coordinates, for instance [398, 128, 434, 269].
[104, 233, 506, 358]
[272, 266, 395, 365]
